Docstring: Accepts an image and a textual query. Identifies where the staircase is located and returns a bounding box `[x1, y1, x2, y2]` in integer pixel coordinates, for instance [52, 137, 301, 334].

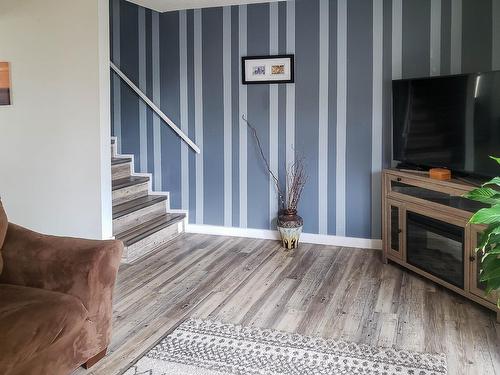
[111, 138, 186, 263]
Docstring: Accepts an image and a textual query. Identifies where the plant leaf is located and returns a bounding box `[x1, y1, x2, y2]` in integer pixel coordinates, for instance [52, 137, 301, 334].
[480, 253, 500, 274]
[477, 225, 500, 249]
[482, 242, 500, 255]
[484, 276, 500, 300]
[484, 276, 500, 292]
[470, 205, 500, 225]
[482, 177, 500, 189]
[464, 187, 500, 205]
[480, 262, 500, 281]
[487, 234, 500, 247]
[464, 158, 500, 302]
[490, 156, 500, 165]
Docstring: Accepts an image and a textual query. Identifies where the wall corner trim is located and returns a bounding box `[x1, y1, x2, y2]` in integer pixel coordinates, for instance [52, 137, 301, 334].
[185, 224, 382, 250]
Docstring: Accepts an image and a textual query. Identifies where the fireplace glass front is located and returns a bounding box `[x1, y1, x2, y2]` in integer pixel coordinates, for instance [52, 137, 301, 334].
[406, 211, 464, 289]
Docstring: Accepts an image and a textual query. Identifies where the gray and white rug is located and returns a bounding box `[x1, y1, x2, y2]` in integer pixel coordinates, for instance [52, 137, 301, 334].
[124, 318, 447, 375]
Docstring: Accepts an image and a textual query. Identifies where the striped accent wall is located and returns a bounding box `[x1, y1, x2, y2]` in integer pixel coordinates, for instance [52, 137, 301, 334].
[110, 0, 499, 240]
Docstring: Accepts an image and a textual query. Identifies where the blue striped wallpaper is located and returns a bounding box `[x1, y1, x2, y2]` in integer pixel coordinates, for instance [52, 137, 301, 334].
[110, 0, 499, 239]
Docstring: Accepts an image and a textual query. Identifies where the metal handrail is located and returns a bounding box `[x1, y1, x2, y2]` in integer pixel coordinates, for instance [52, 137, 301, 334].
[110, 62, 201, 154]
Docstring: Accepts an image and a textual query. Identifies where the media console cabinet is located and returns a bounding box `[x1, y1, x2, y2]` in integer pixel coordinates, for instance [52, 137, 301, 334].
[382, 169, 500, 322]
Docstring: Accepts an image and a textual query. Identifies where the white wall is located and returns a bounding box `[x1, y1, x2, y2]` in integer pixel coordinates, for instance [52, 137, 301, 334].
[0, 0, 113, 239]
[126, 0, 282, 13]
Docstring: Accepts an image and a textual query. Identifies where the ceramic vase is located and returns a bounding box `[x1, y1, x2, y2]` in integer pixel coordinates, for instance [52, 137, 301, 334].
[277, 209, 303, 250]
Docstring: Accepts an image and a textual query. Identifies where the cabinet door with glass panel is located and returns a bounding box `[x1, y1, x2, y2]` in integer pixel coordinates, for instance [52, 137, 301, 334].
[404, 206, 467, 290]
[385, 199, 405, 260]
[469, 224, 499, 304]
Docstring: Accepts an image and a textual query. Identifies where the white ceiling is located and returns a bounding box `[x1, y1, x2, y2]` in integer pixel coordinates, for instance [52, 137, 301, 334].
[126, 0, 282, 12]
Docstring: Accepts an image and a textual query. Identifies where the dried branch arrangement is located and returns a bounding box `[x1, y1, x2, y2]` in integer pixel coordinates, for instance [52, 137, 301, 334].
[285, 157, 307, 211]
[243, 115, 308, 211]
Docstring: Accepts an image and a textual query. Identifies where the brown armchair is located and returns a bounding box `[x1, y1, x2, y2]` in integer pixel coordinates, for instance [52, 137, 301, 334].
[0, 202, 123, 375]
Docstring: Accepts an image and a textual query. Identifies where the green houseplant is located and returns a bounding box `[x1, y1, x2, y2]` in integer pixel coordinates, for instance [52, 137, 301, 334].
[463, 156, 500, 307]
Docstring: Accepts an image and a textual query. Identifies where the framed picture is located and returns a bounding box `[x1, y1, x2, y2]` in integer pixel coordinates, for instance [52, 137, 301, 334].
[242, 55, 294, 84]
[0, 62, 11, 106]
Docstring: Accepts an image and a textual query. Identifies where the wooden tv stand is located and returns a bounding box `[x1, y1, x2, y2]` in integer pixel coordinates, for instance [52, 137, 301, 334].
[382, 169, 500, 322]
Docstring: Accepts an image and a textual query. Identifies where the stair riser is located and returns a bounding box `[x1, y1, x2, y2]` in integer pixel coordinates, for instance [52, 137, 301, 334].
[122, 220, 184, 264]
[112, 182, 149, 206]
[112, 163, 131, 181]
[113, 200, 167, 234]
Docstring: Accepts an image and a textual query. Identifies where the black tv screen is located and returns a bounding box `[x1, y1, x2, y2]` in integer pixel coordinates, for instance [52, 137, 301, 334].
[392, 71, 500, 178]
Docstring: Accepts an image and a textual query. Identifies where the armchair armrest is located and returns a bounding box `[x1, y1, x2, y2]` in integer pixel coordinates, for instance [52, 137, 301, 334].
[0, 223, 123, 341]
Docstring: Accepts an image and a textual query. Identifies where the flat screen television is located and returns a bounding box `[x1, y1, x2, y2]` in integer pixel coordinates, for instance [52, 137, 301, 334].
[392, 71, 500, 179]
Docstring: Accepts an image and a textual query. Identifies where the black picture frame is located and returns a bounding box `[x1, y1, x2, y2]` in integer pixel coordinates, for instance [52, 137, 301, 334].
[242, 54, 295, 84]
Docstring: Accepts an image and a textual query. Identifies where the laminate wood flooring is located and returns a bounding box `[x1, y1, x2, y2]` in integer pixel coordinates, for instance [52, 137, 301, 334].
[73, 234, 500, 375]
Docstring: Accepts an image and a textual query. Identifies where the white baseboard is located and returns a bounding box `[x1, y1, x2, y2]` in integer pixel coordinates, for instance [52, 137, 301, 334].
[185, 224, 382, 250]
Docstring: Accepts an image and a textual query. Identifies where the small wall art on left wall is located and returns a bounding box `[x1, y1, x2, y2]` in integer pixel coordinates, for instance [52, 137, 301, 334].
[0, 62, 11, 105]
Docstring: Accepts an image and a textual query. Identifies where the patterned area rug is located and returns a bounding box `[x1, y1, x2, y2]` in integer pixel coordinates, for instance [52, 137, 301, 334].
[124, 319, 447, 375]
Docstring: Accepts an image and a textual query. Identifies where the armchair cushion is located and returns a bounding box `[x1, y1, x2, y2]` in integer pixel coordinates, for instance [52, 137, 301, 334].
[0, 201, 7, 274]
[0, 223, 123, 354]
[0, 284, 88, 374]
